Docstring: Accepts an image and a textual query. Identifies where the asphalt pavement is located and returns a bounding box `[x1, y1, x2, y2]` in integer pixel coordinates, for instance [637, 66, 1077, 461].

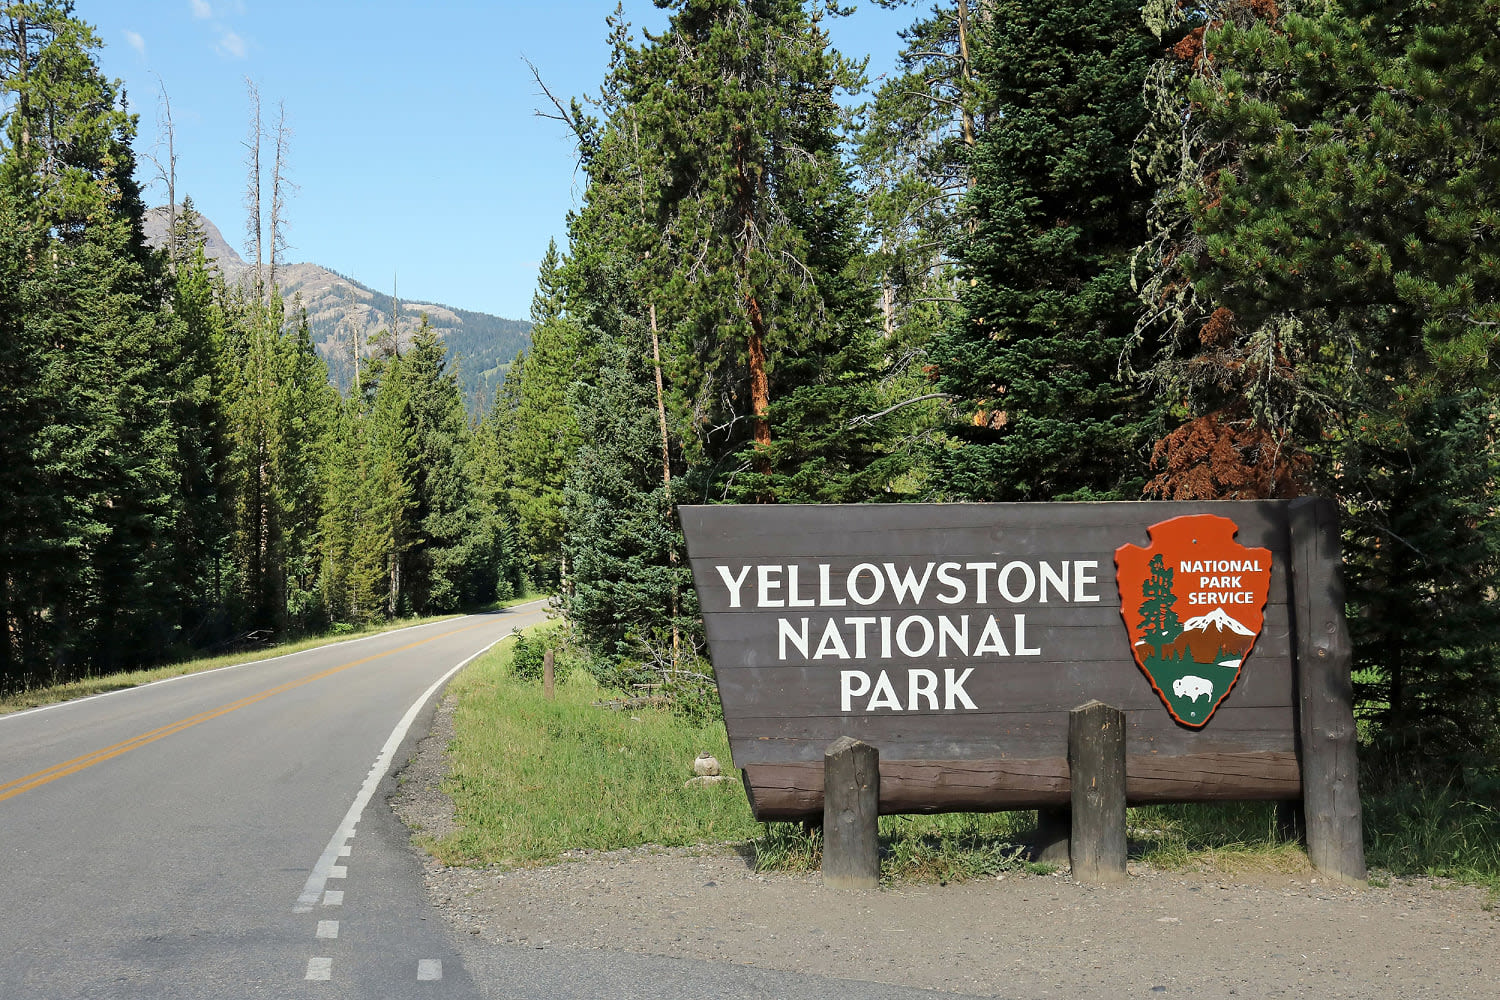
[0, 602, 951, 1000]
[0, 606, 542, 999]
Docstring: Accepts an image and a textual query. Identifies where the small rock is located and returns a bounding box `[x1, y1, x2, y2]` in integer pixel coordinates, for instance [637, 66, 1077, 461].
[684, 775, 730, 788]
[693, 753, 721, 777]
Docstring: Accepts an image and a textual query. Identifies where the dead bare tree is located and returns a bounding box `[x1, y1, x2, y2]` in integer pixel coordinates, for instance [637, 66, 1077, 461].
[243, 78, 263, 298]
[268, 100, 294, 294]
[145, 74, 179, 267]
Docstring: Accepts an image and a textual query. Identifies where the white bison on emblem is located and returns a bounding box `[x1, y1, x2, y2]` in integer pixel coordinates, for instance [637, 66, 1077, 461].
[1173, 675, 1214, 702]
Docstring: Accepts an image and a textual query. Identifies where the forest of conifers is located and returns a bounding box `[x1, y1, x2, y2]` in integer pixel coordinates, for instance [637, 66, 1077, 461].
[2, 0, 1497, 779]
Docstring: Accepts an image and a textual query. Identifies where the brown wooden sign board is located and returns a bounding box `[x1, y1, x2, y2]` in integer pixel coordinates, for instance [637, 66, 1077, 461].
[681, 499, 1365, 880]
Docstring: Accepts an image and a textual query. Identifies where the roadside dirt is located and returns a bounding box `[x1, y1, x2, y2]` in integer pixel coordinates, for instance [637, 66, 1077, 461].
[393, 695, 1499, 998]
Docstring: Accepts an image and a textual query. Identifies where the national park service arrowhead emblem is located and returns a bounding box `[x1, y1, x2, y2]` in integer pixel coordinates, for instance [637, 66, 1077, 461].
[1115, 515, 1271, 728]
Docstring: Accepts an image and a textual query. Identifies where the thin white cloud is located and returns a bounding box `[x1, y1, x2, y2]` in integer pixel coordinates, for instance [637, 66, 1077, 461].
[190, 0, 212, 18]
[124, 30, 146, 56]
[216, 30, 246, 59]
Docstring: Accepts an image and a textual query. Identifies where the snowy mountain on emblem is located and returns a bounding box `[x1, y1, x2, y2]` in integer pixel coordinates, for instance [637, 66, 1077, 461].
[1136, 606, 1258, 664]
[1182, 607, 1255, 636]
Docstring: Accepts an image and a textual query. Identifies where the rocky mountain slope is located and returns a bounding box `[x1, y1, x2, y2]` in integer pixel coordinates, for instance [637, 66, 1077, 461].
[143, 207, 530, 413]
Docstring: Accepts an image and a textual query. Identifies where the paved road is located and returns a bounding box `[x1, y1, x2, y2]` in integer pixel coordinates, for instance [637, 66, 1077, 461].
[0, 605, 546, 999]
[1, 602, 950, 1000]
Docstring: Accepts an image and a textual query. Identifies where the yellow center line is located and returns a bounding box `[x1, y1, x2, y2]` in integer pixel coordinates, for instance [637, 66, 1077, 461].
[0, 618, 500, 804]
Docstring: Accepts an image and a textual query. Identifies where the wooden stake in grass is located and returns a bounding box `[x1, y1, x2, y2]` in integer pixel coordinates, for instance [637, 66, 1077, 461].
[542, 648, 555, 701]
[1069, 700, 1127, 884]
[822, 737, 879, 889]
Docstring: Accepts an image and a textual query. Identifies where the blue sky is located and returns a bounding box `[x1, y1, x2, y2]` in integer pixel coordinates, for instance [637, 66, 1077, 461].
[87, 1, 915, 321]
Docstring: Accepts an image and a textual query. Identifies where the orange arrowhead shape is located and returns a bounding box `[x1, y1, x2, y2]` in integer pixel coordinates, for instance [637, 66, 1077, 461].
[1115, 514, 1272, 729]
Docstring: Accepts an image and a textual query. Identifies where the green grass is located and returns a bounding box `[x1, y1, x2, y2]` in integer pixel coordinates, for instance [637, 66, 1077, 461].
[751, 813, 1038, 883]
[1126, 802, 1312, 874]
[431, 637, 1048, 881]
[1362, 772, 1500, 891]
[428, 629, 760, 867]
[0, 594, 548, 717]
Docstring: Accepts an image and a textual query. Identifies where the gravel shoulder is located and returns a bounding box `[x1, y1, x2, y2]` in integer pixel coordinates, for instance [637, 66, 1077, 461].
[393, 695, 1499, 998]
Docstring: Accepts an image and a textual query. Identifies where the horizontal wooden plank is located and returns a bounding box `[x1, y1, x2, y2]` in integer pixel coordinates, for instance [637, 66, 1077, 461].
[692, 560, 1292, 617]
[740, 752, 1302, 819]
[680, 501, 1290, 561]
[715, 653, 1293, 721]
[702, 605, 1295, 675]
[725, 705, 1297, 765]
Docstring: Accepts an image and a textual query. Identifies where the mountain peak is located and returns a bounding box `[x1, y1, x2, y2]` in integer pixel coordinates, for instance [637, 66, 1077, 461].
[1182, 607, 1255, 636]
[142, 206, 530, 413]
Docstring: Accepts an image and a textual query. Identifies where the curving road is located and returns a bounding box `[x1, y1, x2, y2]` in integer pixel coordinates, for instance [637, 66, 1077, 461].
[0, 604, 547, 999]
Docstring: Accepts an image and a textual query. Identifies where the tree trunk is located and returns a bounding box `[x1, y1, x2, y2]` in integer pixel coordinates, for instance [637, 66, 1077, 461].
[955, 0, 977, 153]
[746, 295, 772, 474]
[733, 137, 773, 489]
[244, 80, 263, 297]
[650, 303, 681, 663]
[268, 101, 289, 295]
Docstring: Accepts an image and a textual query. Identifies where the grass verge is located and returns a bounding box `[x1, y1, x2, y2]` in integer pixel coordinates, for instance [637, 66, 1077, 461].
[754, 812, 1044, 883]
[428, 624, 759, 867]
[0, 594, 547, 717]
[1362, 772, 1500, 891]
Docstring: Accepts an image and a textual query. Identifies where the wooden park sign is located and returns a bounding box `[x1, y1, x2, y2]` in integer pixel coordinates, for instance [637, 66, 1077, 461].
[681, 499, 1366, 881]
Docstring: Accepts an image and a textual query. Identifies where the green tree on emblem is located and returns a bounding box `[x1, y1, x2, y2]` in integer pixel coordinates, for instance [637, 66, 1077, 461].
[1137, 554, 1182, 655]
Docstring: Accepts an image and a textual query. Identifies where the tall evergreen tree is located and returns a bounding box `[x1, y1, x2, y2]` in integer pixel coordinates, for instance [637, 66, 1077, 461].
[636, 0, 891, 501]
[398, 319, 496, 613]
[164, 202, 232, 645]
[503, 244, 591, 585]
[1132, 0, 1500, 762]
[563, 334, 689, 662]
[851, 1, 989, 493]
[362, 351, 419, 616]
[932, 0, 1158, 502]
[275, 306, 337, 630]
[1, 1, 182, 681]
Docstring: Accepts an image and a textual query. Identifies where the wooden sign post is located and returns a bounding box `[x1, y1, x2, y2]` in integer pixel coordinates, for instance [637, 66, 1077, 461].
[681, 500, 1366, 883]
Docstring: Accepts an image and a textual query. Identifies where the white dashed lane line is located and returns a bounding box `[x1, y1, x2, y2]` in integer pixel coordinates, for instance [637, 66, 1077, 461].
[291, 630, 515, 985]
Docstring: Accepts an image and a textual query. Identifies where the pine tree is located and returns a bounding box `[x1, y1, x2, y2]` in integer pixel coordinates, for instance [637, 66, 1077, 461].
[563, 334, 691, 663]
[1, 1, 183, 680]
[275, 305, 336, 630]
[578, 0, 891, 502]
[165, 202, 232, 644]
[932, 0, 1158, 502]
[504, 246, 591, 585]
[468, 405, 524, 604]
[1133, 0, 1500, 764]
[1136, 553, 1182, 653]
[399, 319, 491, 613]
[850, 1, 987, 493]
[318, 395, 372, 625]
[362, 351, 419, 616]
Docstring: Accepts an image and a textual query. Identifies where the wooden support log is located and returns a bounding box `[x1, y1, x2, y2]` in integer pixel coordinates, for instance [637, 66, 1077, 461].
[1288, 498, 1366, 883]
[1035, 807, 1071, 865]
[1069, 700, 1127, 883]
[543, 648, 555, 701]
[822, 737, 879, 889]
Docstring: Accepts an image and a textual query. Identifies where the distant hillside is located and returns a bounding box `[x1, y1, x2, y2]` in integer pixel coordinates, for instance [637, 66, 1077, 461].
[143, 207, 530, 414]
